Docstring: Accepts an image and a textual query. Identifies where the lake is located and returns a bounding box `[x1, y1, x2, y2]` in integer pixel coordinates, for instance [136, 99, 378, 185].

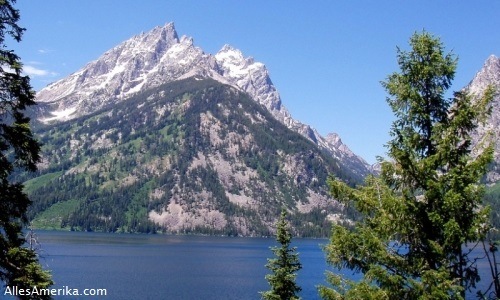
[2, 231, 335, 299]
[1, 231, 495, 299]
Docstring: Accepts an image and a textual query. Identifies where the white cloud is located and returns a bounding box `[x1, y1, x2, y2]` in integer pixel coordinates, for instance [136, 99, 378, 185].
[24, 65, 49, 76]
[23, 65, 58, 77]
[38, 49, 54, 54]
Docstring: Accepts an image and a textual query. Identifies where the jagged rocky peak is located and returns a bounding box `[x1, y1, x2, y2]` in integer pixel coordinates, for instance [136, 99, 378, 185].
[466, 54, 500, 183]
[81, 23, 180, 83]
[215, 44, 282, 112]
[100, 22, 180, 71]
[325, 133, 343, 148]
[467, 55, 500, 96]
[34, 21, 372, 178]
[138, 22, 180, 50]
[36, 22, 214, 122]
[216, 44, 256, 71]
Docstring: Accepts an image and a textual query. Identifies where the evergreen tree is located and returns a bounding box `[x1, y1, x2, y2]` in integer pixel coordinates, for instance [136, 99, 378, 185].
[261, 210, 302, 300]
[319, 31, 495, 299]
[0, 0, 53, 297]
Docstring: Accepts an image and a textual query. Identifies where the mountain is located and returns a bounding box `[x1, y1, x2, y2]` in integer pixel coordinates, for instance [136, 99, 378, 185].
[466, 55, 500, 184]
[465, 55, 500, 239]
[26, 77, 357, 236]
[24, 23, 372, 236]
[35, 22, 371, 179]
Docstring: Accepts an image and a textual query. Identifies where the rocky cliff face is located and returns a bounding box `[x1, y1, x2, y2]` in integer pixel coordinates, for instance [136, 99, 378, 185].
[35, 22, 371, 179]
[465, 55, 500, 183]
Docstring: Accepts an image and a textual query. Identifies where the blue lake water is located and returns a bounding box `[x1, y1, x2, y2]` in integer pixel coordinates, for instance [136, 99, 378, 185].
[2, 231, 335, 299]
[1, 231, 495, 299]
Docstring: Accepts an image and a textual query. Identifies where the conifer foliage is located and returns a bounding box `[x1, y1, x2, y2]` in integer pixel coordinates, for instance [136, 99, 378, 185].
[319, 31, 495, 299]
[261, 210, 302, 300]
[0, 0, 53, 296]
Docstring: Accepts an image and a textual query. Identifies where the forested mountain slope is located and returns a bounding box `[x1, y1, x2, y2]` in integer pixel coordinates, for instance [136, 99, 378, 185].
[25, 78, 357, 236]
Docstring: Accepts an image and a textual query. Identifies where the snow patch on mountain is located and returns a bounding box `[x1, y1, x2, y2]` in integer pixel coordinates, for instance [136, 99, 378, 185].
[42, 107, 77, 122]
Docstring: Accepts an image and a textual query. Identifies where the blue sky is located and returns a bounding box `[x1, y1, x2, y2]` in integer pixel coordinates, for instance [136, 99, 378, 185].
[11, 1, 500, 164]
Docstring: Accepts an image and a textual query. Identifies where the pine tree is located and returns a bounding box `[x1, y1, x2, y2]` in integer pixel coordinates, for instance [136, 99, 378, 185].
[319, 31, 495, 299]
[261, 210, 302, 300]
[0, 0, 53, 297]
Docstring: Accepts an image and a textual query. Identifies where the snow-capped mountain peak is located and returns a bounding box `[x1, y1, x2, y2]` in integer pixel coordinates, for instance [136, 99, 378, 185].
[215, 45, 260, 76]
[35, 22, 371, 178]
